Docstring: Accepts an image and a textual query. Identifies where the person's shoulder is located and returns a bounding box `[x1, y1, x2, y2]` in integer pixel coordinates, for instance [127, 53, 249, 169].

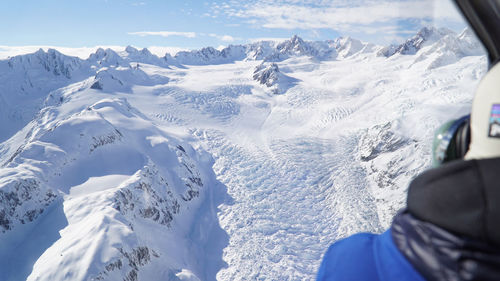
[317, 229, 427, 281]
[325, 232, 378, 259]
[317, 232, 380, 281]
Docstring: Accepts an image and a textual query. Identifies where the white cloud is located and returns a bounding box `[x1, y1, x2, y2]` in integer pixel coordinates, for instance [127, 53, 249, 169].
[214, 0, 465, 35]
[128, 31, 239, 43]
[205, 33, 239, 42]
[219, 35, 236, 42]
[128, 31, 197, 38]
[248, 37, 289, 43]
[236, 1, 460, 28]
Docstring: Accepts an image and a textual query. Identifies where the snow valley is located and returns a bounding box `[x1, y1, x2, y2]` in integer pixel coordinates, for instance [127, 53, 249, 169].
[0, 27, 486, 280]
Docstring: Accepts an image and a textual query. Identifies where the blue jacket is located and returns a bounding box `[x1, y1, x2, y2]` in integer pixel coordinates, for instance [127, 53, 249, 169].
[316, 230, 424, 281]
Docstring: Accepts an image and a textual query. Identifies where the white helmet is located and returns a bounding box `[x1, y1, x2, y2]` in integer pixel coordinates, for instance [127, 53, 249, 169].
[465, 62, 500, 159]
[455, 0, 500, 159]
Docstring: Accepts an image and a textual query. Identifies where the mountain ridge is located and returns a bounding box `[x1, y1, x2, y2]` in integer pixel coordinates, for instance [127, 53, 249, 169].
[1, 26, 481, 69]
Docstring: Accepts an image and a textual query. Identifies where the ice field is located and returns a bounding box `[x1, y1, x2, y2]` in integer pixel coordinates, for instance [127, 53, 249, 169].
[0, 28, 486, 280]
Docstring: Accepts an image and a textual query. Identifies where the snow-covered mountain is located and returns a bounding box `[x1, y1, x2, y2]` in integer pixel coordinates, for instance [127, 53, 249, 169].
[264, 35, 338, 61]
[375, 26, 485, 71]
[0, 93, 225, 280]
[171, 35, 338, 65]
[413, 27, 485, 69]
[88, 48, 129, 67]
[252, 62, 299, 95]
[89, 66, 169, 93]
[378, 27, 456, 57]
[332, 36, 378, 58]
[121, 46, 169, 67]
[0, 27, 487, 280]
[0, 49, 91, 143]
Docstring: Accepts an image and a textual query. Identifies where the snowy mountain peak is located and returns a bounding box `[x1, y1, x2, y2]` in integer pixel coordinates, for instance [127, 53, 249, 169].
[7, 48, 82, 80]
[121, 46, 166, 67]
[124, 46, 154, 57]
[253, 62, 299, 94]
[90, 69, 126, 91]
[89, 48, 127, 66]
[253, 63, 280, 87]
[197, 47, 221, 60]
[333, 36, 366, 58]
[381, 26, 456, 57]
[125, 45, 139, 54]
[173, 46, 227, 65]
[262, 35, 324, 62]
[92, 47, 111, 57]
[285, 35, 306, 48]
[458, 27, 479, 43]
[413, 26, 483, 69]
[244, 41, 276, 61]
[90, 65, 168, 92]
[219, 45, 246, 59]
[290, 34, 303, 42]
[414, 26, 454, 43]
[276, 35, 308, 55]
[34, 47, 46, 56]
[139, 47, 153, 56]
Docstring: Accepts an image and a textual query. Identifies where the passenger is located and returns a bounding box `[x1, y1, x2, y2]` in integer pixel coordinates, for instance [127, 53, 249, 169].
[317, 0, 500, 280]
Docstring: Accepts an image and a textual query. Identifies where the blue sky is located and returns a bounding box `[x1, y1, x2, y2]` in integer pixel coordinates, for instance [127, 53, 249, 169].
[0, 0, 466, 49]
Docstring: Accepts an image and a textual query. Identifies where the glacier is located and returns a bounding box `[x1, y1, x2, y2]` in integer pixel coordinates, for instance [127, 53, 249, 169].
[0, 27, 487, 280]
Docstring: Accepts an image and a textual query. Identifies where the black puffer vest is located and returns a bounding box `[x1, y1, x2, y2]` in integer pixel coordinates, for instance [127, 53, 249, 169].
[391, 158, 500, 280]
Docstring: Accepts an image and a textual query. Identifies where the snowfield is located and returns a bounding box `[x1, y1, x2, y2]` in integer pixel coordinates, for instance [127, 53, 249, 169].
[0, 27, 486, 280]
